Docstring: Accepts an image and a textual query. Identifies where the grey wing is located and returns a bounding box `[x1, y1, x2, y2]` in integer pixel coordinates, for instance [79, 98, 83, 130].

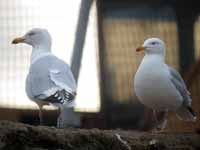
[49, 60, 77, 93]
[168, 66, 196, 121]
[168, 66, 191, 106]
[48, 58, 77, 106]
[26, 60, 59, 101]
[27, 56, 76, 106]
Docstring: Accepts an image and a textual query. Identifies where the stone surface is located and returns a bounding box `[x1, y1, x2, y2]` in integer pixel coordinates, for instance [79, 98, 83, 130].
[0, 120, 199, 150]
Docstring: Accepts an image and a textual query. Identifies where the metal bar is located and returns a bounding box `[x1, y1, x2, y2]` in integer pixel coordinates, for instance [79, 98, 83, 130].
[70, 0, 94, 82]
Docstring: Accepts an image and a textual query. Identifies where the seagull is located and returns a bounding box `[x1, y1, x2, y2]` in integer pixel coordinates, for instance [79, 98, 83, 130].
[12, 28, 77, 127]
[134, 38, 196, 130]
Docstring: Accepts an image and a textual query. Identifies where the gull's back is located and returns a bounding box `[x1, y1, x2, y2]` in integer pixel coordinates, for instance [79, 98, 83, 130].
[26, 54, 76, 106]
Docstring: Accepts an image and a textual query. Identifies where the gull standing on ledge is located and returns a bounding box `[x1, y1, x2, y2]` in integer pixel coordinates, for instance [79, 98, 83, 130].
[134, 38, 196, 129]
[12, 28, 77, 127]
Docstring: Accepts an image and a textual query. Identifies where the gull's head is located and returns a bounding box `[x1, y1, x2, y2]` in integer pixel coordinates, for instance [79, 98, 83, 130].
[136, 38, 165, 55]
[12, 28, 52, 50]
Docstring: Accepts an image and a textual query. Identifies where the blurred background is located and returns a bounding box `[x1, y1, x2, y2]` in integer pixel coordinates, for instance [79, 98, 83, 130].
[0, 0, 200, 132]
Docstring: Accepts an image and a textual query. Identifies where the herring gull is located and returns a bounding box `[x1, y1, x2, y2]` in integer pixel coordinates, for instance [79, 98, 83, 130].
[134, 38, 196, 130]
[12, 28, 77, 127]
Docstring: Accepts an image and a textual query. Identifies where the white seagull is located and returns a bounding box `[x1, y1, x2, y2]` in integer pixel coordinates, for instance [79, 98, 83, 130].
[12, 28, 77, 127]
[134, 38, 196, 129]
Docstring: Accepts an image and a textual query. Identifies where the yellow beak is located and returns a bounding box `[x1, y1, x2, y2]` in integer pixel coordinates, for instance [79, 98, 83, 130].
[136, 46, 145, 52]
[12, 37, 26, 44]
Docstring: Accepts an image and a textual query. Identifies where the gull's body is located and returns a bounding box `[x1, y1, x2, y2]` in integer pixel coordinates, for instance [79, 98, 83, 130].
[26, 53, 76, 108]
[135, 55, 182, 110]
[134, 38, 196, 129]
[12, 28, 77, 127]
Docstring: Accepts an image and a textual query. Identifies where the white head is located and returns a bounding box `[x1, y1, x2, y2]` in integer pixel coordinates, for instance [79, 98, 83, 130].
[12, 28, 52, 50]
[136, 38, 165, 56]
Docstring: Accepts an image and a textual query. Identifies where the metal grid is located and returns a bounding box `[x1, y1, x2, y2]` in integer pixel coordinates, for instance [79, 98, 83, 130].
[75, 1, 100, 112]
[0, 0, 100, 111]
[194, 16, 200, 60]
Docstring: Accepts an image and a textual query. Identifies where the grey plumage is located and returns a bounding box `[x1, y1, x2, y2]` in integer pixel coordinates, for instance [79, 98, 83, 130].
[26, 55, 76, 107]
[168, 66, 196, 121]
[168, 66, 191, 105]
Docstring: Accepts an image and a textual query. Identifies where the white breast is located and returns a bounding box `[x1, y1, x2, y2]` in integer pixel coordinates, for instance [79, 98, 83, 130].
[134, 55, 182, 110]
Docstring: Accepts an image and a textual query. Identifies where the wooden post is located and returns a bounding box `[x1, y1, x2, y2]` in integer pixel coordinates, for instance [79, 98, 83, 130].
[174, 5, 198, 74]
[61, 0, 93, 128]
[70, 0, 94, 82]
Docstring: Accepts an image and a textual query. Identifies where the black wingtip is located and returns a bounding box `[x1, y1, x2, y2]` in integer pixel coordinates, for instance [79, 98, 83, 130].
[187, 106, 196, 118]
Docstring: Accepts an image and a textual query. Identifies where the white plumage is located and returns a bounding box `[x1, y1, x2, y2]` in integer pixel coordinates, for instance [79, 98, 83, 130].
[135, 54, 183, 110]
[134, 38, 196, 129]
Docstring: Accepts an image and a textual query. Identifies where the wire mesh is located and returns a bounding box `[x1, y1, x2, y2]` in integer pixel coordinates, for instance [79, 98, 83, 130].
[194, 16, 200, 60]
[75, 1, 100, 112]
[0, 0, 100, 111]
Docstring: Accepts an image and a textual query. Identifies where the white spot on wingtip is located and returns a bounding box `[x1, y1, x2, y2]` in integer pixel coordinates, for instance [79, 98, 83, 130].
[43, 88, 58, 97]
[54, 93, 59, 97]
[50, 69, 60, 74]
[58, 97, 62, 100]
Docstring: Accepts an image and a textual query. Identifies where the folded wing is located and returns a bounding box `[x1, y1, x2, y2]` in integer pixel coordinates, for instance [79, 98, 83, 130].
[26, 54, 76, 107]
[168, 66, 196, 121]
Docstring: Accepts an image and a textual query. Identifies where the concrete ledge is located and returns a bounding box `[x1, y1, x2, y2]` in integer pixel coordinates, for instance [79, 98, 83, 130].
[0, 121, 199, 150]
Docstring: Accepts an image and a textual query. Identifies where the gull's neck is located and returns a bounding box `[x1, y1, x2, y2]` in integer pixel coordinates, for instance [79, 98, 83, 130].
[143, 53, 165, 64]
[31, 45, 51, 64]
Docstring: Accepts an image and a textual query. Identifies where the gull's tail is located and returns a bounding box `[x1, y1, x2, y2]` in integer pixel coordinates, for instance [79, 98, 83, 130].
[176, 106, 197, 122]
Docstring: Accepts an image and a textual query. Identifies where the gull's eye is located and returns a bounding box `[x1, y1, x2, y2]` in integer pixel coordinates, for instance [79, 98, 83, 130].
[151, 41, 159, 45]
[28, 32, 35, 36]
